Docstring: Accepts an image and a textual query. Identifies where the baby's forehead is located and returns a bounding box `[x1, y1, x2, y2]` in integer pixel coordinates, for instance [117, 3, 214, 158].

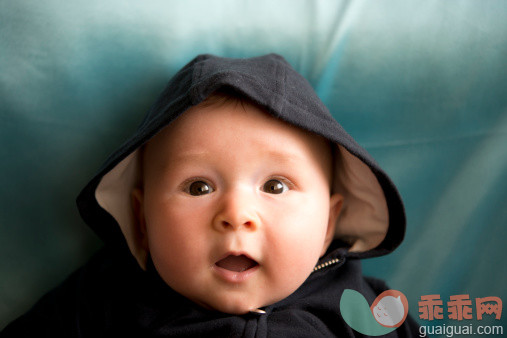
[154, 94, 329, 148]
[141, 95, 334, 179]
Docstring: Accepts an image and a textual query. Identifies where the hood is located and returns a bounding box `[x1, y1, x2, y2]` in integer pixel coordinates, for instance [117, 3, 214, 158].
[77, 54, 405, 269]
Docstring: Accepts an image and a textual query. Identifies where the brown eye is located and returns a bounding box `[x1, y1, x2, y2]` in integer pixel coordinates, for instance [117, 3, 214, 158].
[188, 181, 213, 196]
[262, 179, 288, 194]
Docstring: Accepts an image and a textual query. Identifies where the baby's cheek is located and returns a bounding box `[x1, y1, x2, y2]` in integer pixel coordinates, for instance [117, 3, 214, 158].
[265, 225, 322, 282]
[286, 216, 329, 253]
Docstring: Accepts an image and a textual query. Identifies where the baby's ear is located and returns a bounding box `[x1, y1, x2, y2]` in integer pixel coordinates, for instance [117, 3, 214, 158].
[131, 188, 149, 252]
[321, 193, 344, 256]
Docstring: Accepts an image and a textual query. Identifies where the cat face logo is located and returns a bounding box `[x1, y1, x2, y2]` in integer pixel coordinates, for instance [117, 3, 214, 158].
[370, 290, 409, 328]
[340, 289, 409, 336]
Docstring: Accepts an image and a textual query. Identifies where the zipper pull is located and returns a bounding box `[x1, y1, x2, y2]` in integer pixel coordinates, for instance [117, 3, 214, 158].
[250, 308, 266, 314]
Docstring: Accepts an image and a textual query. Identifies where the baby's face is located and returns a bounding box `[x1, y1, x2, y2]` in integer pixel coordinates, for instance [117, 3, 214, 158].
[133, 99, 343, 314]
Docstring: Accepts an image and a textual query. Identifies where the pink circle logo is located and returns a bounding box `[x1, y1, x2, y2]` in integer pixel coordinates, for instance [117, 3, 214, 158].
[370, 289, 409, 328]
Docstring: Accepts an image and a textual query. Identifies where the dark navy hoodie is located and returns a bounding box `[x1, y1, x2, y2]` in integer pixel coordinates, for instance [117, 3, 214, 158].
[1, 54, 420, 337]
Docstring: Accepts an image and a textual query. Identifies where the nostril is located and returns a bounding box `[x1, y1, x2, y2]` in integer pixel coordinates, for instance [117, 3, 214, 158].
[221, 221, 232, 228]
[219, 220, 254, 230]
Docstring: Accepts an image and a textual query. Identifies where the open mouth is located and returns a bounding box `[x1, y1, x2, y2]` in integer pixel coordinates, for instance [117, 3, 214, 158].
[215, 254, 259, 272]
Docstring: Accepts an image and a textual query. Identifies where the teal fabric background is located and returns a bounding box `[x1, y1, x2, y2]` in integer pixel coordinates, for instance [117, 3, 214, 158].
[1, 0, 506, 331]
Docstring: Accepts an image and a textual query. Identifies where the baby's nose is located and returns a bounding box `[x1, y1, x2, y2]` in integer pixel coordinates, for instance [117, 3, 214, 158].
[212, 189, 260, 232]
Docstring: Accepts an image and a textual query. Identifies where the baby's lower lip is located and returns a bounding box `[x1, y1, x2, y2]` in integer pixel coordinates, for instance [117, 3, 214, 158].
[213, 261, 259, 283]
[213, 253, 260, 283]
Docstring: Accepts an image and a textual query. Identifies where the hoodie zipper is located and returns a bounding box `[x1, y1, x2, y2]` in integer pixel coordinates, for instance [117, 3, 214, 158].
[312, 258, 340, 272]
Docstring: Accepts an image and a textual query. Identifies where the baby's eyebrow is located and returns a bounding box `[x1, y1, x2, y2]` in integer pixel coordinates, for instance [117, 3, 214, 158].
[148, 151, 212, 174]
[172, 149, 304, 163]
[171, 151, 213, 162]
[264, 149, 303, 163]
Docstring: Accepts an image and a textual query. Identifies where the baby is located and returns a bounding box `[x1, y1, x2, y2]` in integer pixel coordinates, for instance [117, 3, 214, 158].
[131, 90, 343, 314]
[2, 54, 419, 337]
